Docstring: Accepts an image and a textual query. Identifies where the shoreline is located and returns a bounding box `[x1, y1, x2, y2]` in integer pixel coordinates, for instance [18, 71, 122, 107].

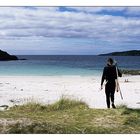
[0, 75, 140, 109]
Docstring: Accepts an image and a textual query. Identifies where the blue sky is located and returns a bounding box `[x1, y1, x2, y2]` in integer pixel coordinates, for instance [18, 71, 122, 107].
[0, 7, 140, 55]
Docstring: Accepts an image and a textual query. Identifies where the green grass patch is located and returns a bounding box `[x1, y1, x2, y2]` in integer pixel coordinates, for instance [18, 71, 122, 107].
[0, 98, 140, 134]
[121, 69, 140, 75]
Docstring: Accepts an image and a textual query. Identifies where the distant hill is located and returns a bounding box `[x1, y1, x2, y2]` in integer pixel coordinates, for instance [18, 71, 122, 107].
[99, 50, 140, 56]
[0, 50, 18, 61]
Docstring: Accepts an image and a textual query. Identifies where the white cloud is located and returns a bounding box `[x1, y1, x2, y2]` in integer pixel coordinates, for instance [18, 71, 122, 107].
[0, 6, 140, 54]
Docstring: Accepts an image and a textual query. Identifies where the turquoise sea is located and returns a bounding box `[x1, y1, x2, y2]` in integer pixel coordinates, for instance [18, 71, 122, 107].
[0, 55, 140, 76]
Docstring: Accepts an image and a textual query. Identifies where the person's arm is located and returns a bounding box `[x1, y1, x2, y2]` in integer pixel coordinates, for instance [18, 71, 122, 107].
[114, 64, 122, 78]
[101, 67, 106, 88]
[117, 68, 122, 77]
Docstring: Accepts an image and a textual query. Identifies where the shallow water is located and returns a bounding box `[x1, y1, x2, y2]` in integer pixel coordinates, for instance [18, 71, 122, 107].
[0, 55, 139, 76]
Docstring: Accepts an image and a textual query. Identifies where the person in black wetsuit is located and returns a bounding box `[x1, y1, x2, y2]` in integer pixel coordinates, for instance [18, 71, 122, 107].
[101, 58, 122, 109]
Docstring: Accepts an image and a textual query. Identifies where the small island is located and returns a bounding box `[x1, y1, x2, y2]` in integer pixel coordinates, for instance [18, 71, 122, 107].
[0, 49, 18, 61]
[99, 50, 140, 56]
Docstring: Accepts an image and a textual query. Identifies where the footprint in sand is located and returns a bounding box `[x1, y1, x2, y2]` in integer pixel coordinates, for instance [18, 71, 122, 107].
[44, 89, 49, 91]
[5, 83, 10, 85]
[9, 99, 21, 104]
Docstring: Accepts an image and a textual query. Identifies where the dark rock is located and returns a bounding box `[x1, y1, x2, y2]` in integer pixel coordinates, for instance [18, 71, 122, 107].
[19, 58, 27, 60]
[0, 49, 18, 61]
[0, 105, 9, 110]
[9, 99, 15, 103]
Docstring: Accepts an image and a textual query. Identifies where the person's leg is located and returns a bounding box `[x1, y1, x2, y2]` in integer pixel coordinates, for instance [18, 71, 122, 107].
[105, 93, 110, 108]
[105, 84, 110, 108]
[111, 81, 116, 108]
[111, 92, 116, 108]
[111, 92, 114, 103]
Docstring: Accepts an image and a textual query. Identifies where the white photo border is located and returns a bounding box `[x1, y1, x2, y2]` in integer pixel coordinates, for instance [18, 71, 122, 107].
[0, 0, 140, 6]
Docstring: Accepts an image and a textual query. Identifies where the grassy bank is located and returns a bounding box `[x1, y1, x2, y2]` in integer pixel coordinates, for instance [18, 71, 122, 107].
[0, 98, 140, 134]
[122, 69, 140, 75]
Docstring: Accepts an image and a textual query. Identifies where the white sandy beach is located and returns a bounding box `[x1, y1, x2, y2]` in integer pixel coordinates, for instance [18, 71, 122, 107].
[0, 75, 140, 109]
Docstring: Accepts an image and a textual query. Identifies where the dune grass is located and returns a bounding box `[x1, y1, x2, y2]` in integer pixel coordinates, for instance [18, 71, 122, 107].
[0, 98, 140, 134]
[122, 69, 140, 75]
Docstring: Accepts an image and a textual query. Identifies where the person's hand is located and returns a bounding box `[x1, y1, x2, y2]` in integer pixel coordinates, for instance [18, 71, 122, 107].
[116, 89, 119, 92]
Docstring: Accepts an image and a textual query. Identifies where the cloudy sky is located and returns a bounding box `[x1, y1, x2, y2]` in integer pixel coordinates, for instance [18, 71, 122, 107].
[0, 7, 140, 55]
